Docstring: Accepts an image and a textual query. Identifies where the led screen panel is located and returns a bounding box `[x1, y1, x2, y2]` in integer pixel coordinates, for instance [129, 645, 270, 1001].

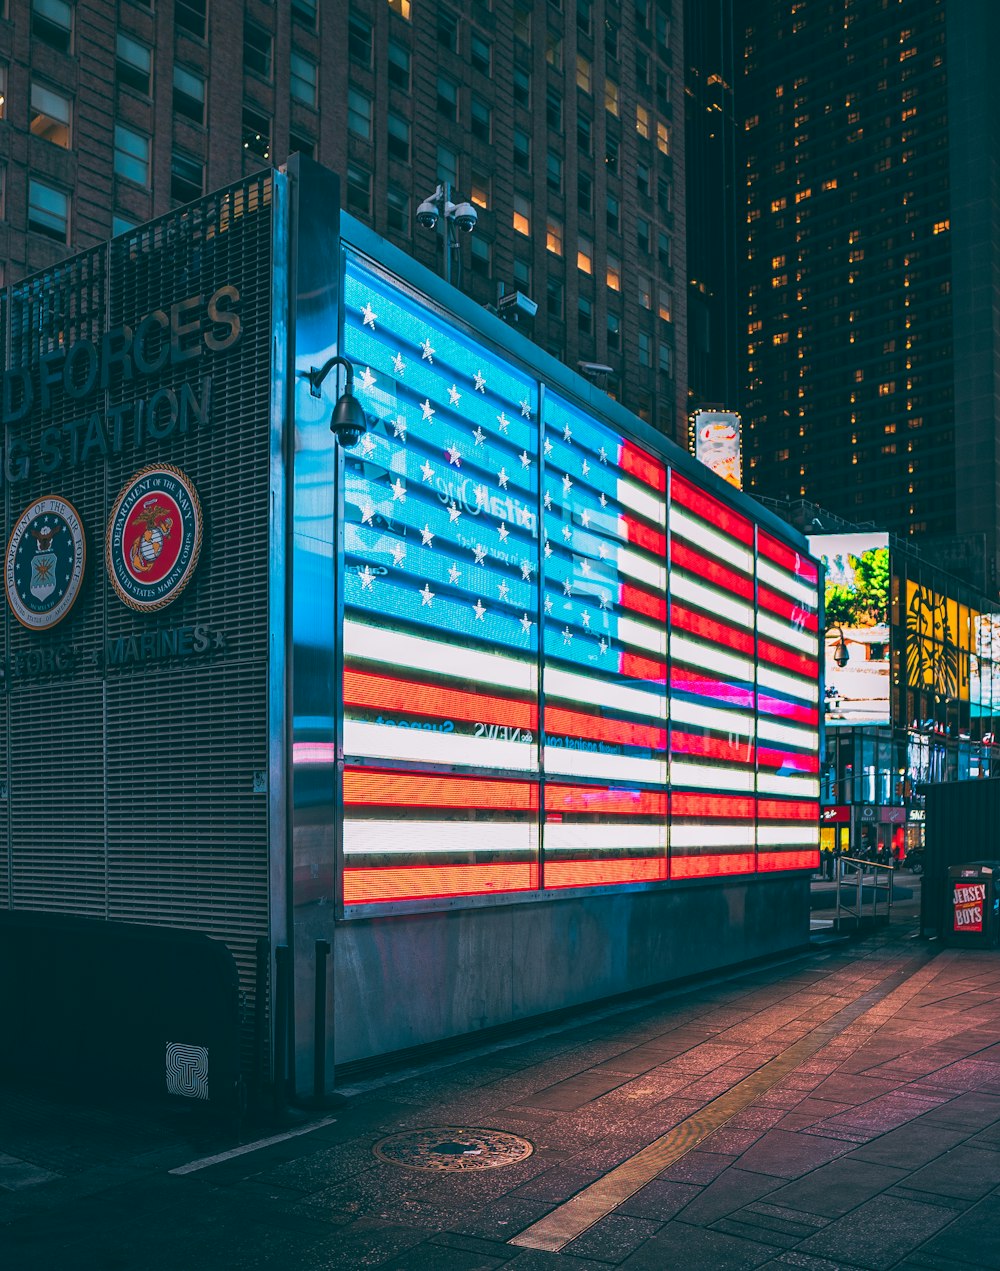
[669, 475, 757, 876]
[808, 532, 890, 727]
[340, 253, 540, 903]
[541, 392, 669, 887]
[756, 530, 820, 871]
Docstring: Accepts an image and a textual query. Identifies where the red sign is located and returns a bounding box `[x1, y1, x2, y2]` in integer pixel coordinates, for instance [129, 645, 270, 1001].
[820, 806, 851, 823]
[953, 882, 986, 932]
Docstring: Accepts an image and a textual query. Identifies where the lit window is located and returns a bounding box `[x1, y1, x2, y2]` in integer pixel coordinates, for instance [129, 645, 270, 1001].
[657, 289, 671, 322]
[576, 54, 592, 92]
[30, 82, 71, 148]
[470, 172, 490, 209]
[606, 254, 621, 291]
[113, 123, 149, 185]
[28, 177, 68, 241]
[636, 103, 650, 139]
[605, 78, 619, 116]
[657, 120, 669, 153]
[0, 67, 5, 120]
[388, 0, 412, 18]
[546, 215, 563, 256]
[577, 235, 593, 273]
[932, 219, 950, 234]
[638, 274, 652, 309]
[513, 194, 530, 236]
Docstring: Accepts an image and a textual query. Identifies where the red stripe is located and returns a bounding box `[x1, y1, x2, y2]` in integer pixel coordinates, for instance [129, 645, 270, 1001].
[757, 637, 819, 679]
[622, 514, 666, 556]
[546, 785, 669, 816]
[620, 651, 667, 682]
[758, 531, 819, 583]
[758, 585, 819, 631]
[757, 694, 819, 725]
[671, 671, 755, 709]
[545, 705, 666, 749]
[757, 748, 820, 773]
[758, 799, 819, 821]
[757, 849, 820, 872]
[671, 541, 754, 599]
[670, 852, 755, 878]
[343, 768, 538, 811]
[344, 863, 537, 904]
[620, 583, 667, 622]
[671, 474, 754, 545]
[344, 670, 536, 730]
[672, 793, 755, 819]
[671, 731, 756, 765]
[621, 442, 667, 491]
[672, 604, 755, 655]
[545, 858, 667, 888]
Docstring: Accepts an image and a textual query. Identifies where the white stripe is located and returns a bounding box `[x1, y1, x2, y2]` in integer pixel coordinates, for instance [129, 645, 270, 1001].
[543, 746, 666, 783]
[545, 667, 667, 720]
[344, 819, 536, 855]
[617, 546, 666, 590]
[618, 614, 667, 656]
[757, 559, 818, 607]
[670, 698, 755, 738]
[345, 720, 536, 770]
[544, 823, 667, 852]
[670, 760, 755, 792]
[671, 633, 754, 682]
[757, 611, 819, 656]
[757, 824, 820, 846]
[671, 507, 754, 573]
[672, 572, 754, 631]
[757, 717, 818, 749]
[670, 824, 756, 849]
[758, 664, 819, 703]
[344, 619, 534, 692]
[757, 772, 820, 797]
[616, 477, 666, 526]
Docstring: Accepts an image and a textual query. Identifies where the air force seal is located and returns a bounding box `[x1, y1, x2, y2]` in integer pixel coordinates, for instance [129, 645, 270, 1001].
[5, 496, 86, 630]
[107, 465, 203, 612]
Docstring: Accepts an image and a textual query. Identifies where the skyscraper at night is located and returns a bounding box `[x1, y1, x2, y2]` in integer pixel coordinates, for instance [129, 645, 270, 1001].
[738, 0, 1000, 591]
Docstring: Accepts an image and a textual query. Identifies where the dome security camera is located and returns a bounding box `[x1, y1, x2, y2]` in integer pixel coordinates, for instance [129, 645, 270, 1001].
[452, 201, 478, 233]
[415, 199, 439, 230]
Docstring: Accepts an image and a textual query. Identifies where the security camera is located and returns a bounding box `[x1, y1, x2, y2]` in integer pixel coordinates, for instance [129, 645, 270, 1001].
[452, 201, 478, 233]
[579, 362, 614, 377]
[415, 199, 439, 230]
[497, 290, 538, 320]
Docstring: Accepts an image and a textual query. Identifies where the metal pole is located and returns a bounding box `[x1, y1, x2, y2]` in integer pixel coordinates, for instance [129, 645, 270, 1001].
[442, 181, 452, 287]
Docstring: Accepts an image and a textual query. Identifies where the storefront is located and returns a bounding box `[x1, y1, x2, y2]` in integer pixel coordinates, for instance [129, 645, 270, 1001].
[0, 161, 820, 1100]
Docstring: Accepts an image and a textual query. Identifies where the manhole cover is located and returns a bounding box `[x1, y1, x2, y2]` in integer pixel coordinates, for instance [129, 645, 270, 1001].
[373, 1127, 534, 1172]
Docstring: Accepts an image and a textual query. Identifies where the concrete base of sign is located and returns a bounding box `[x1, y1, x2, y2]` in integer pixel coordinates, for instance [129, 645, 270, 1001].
[324, 875, 809, 1069]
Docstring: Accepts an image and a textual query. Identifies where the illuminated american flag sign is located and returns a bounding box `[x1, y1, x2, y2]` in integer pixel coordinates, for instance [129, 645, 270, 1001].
[320, 253, 820, 908]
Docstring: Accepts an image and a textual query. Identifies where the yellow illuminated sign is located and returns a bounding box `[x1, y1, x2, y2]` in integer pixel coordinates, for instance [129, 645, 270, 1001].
[905, 580, 977, 701]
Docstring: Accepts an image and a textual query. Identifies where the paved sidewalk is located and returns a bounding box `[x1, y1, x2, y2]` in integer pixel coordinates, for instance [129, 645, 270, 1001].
[3, 892, 1000, 1270]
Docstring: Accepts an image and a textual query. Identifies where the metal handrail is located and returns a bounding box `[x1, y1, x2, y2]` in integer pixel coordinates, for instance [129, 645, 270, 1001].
[836, 855, 894, 931]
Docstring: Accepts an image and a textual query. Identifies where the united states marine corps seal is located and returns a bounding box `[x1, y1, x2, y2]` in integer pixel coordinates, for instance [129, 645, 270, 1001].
[107, 465, 203, 612]
[5, 496, 86, 631]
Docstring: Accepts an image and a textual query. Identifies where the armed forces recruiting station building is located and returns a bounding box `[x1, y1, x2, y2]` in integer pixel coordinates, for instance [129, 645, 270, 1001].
[0, 160, 821, 1108]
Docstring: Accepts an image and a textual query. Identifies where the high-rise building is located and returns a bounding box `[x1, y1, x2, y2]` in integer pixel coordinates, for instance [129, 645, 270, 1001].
[0, 0, 686, 442]
[738, 0, 1000, 592]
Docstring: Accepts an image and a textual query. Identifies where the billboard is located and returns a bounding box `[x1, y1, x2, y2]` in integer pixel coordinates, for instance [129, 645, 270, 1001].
[692, 411, 742, 490]
[809, 533, 891, 726]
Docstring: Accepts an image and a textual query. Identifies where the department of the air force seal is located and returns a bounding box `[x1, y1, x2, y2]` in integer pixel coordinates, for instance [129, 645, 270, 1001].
[5, 496, 86, 631]
[107, 465, 203, 612]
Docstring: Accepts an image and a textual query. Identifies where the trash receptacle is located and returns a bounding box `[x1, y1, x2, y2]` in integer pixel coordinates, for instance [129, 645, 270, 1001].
[946, 861, 1000, 948]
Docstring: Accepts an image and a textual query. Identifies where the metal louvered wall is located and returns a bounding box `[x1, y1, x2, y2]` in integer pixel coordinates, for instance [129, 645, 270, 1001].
[0, 176, 275, 1072]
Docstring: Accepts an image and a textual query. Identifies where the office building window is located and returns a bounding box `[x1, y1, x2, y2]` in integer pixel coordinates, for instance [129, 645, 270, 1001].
[30, 82, 71, 148]
[292, 0, 317, 28]
[657, 121, 670, 154]
[546, 276, 563, 318]
[173, 65, 205, 124]
[346, 162, 371, 216]
[636, 104, 650, 139]
[112, 214, 137, 237]
[578, 295, 592, 334]
[606, 254, 621, 291]
[577, 113, 591, 154]
[471, 32, 492, 76]
[513, 127, 530, 174]
[638, 331, 651, 367]
[637, 217, 650, 255]
[28, 178, 68, 241]
[471, 96, 491, 142]
[114, 124, 149, 185]
[289, 131, 314, 159]
[387, 185, 408, 232]
[659, 343, 672, 374]
[638, 274, 652, 308]
[546, 151, 562, 193]
[546, 30, 562, 70]
[513, 65, 530, 108]
[241, 106, 270, 161]
[546, 215, 563, 256]
[471, 171, 491, 209]
[388, 0, 411, 17]
[606, 193, 620, 233]
[31, 0, 72, 53]
[175, 0, 207, 39]
[244, 18, 272, 79]
[576, 54, 592, 93]
[513, 194, 530, 236]
[436, 144, 457, 185]
[577, 171, 592, 214]
[577, 236, 593, 274]
[348, 88, 372, 140]
[437, 8, 458, 50]
[437, 76, 458, 121]
[116, 33, 152, 95]
[605, 134, 619, 173]
[387, 40, 410, 91]
[349, 14, 372, 67]
[546, 86, 562, 132]
[171, 152, 203, 202]
[291, 52, 317, 107]
[387, 111, 410, 162]
[470, 234, 491, 278]
[658, 289, 672, 322]
[636, 161, 650, 198]
[607, 312, 620, 349]
[605, 78, 619, 116]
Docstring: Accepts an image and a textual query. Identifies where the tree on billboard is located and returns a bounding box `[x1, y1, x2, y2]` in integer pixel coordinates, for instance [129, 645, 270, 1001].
[824, 546, 889, 627]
